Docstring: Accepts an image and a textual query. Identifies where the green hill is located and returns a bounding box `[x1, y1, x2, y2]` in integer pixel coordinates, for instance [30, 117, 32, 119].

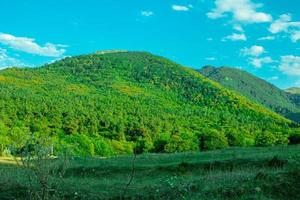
[199, 66, 300, 123]
[286, 87, 300, 94]
[0, 52, 295, 156]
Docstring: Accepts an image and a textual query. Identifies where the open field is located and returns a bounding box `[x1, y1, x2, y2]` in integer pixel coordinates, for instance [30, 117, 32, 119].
[1, 145, 300, 200]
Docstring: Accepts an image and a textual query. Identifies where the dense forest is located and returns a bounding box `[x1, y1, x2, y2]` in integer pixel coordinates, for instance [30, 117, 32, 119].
[199, 66, 300, 122]
[0, 52, 299, 156]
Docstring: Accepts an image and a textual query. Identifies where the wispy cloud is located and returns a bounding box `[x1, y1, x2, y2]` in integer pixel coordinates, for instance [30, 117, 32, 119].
[0, 48, 25, 69]
[279, 55, 300, 75]
[172, 5, 191, 12]
[250, 57, 274, 68]
[267, 76, 279, 81]
[258, 36, 275, 41]
[207, 0, 272, 23]
[240, 45, 274, 68]
[233, 24, 244, 32]
[205, 57, 217, 61]
[0, 33, 66, 57]
[141, 11, 154, 17]
[222, 33, 247, 41]
[269, 14, 300, 42]
[241, 45, 265, 57]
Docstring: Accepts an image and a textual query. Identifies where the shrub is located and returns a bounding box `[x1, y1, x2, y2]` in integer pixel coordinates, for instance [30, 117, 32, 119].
[56, 134, 95, 156]
[135, 137, 153, 154]
[274, 133, 289, 145]
[0, 135, 10, 155]
[111, 140, 134, 154]
[165, 132, 199, 153]
[200, 129, 228, 151]
[93, 137, 115, 156]
[152, 133, 171, 153]
[226, 129, 247, 146]
[255, 131, 277, 146]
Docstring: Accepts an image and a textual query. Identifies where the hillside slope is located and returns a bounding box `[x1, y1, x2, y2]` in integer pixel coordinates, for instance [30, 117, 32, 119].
[0, 52, 294, 156]
[199, 66, 300, 122]
[286, 87, 300, 94]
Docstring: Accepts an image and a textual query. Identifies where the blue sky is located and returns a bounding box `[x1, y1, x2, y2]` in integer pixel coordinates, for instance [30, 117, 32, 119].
[0, 0, 300, 89]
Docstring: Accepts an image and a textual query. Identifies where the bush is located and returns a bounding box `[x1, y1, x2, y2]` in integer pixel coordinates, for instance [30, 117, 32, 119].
[111, 140, 134, 154]
[0, 135, 10, 155]
[165, 132, 199, 153]
[56, 134, 95, 156]
[226, 130, 247, 146]
[135, 137, 153, 154]
[93, 137, 115, 156]
[200, 129, 228, 151]
[255, 131, 277, 146]
[152, 133, 171, 153]
[274, 133, 289, 145]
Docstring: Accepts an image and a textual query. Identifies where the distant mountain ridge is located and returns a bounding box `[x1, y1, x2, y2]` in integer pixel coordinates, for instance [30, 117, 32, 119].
[286, 87, 300, 94]
[199, 66, 300, 122]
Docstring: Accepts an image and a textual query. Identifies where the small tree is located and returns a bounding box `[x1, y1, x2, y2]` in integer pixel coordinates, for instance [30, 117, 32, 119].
[200, 129, 228, 151]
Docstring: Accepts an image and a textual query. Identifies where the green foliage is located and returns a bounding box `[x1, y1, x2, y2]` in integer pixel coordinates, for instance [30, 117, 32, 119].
[56, 134, 95, 156]
[255, 131, 277, 146]
[0, 52, 296, 156]
[200, 129, 229, 150]
[165, 132, 199, 152]
[93, 137, 115, 156]
[200, 66, 300, 122]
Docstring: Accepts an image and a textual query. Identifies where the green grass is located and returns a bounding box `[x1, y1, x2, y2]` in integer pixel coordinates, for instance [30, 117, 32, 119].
[1, 145, 300, 200]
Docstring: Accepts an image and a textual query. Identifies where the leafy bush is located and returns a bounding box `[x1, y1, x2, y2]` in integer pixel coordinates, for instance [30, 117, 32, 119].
[255, 131, 277, 146]
[93, 137, 115, 156]
[152, 133, 171, 153]
[165, 132, 199, 153]
[56, 134, 95, 156]
[226, 129, 248, 146]
[111, 140, 133, 154]
[200, 129, 229, 150]
[135, 137, 153, 154]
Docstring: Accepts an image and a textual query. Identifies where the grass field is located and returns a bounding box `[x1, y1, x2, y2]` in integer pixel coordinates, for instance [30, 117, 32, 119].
[1, 145, 300, 200]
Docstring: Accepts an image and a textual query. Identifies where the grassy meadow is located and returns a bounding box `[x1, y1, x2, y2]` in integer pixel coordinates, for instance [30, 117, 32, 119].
[0, 145, 300, 200]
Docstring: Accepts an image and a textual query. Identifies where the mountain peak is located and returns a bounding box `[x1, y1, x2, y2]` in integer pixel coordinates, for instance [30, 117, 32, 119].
[95, 50, 129, 55]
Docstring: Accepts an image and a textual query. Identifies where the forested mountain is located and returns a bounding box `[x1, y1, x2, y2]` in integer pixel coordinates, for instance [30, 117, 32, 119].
[0, 52, 296, 156]
[199, 66, 300, 123]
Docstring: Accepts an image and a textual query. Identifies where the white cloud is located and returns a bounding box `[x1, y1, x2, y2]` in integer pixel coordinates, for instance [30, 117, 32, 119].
[223, 33, 247, 41]
[250, 56, 273, 68]
[291, 31, 300, 43]
[207, 0, 272, 23]
[205, 57, 217, 61]
[0, 48, 24, 69]
[141, 11, 154, 17]
[279, 55, 300, 76]
[172, 5, 190, 11]
[267, 76, 279, 81]
[269, 14, 300, 42]
[233, 24, 244, 32]
[258, 36, 275, 41]
[241, 45, 265, 57]
[0, 33, 66, 57]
